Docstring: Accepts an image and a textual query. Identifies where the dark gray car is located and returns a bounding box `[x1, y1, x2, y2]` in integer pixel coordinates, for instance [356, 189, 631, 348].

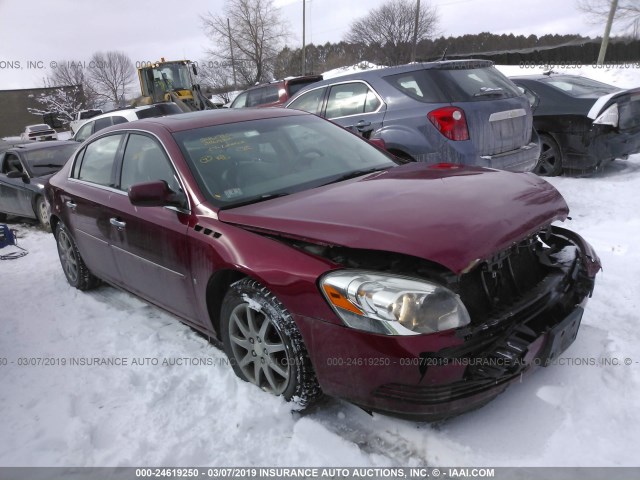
[285, 60, 540, 172]
[0, 141, 78, 229]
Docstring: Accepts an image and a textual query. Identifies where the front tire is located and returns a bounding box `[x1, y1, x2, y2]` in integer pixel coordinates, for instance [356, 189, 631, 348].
[535, 133, 563, 176]
[220, 278, 321, 407]
[55, 222, 99, 290]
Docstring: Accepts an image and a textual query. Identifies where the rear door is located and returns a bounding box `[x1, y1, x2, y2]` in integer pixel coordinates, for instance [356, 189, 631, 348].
[108, 133, 197, 321]
[63, 133, 125, 284]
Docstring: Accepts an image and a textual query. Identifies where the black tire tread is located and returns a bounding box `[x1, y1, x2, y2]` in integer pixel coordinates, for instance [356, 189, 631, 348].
[220, 278, 322, 408]
[55, 222, 100, 291]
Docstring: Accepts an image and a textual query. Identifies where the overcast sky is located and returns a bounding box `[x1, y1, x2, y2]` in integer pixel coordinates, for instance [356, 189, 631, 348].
[0, 0, 603, 90]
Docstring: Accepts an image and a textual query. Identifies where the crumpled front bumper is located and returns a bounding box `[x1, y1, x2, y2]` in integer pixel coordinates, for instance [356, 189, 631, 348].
[296, 226, 601, 421]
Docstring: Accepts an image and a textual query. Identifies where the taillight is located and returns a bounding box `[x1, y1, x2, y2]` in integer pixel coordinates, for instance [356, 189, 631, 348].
[427, 107, 469, 141]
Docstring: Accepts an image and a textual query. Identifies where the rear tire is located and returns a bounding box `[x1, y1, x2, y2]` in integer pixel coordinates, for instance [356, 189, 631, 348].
[55, 222, 99, 290]
[35, 196, 51, 231]
[0, 212, 7, 222]
[535, 133, 563, 176]
[220, 278, 321, 408]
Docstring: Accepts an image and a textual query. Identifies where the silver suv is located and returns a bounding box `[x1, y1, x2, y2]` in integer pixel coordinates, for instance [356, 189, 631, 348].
[285, 60, 540, 172]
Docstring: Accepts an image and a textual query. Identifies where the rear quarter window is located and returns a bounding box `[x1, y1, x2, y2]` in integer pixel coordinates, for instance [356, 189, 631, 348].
[384, 71, 449, 103]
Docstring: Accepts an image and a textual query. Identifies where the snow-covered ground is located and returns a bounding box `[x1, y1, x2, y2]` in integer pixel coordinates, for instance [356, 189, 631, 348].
[1, 67, 639, 468]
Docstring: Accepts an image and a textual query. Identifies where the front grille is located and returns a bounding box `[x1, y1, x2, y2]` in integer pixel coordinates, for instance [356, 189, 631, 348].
[459, 234, 549, 323]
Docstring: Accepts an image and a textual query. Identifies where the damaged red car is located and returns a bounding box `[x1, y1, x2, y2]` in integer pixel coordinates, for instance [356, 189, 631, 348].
[46, 109, 601, 420]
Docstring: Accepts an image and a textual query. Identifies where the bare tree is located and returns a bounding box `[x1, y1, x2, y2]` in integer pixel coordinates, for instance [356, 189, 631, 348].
[196, 59, 236, 103]
[578, 0, 640, 33]
[345, 0, 439, 65]
[87, 51, 136, 107]
[201, 0, 288, 86]
[28, 86, 85, 126]
[44, 61, 99, 108]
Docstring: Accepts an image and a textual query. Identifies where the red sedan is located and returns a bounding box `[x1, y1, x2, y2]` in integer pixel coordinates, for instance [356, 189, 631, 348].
[46, 108, 600, 420]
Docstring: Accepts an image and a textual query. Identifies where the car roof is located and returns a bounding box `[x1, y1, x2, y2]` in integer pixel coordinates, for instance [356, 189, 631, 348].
[307, 59, 494, 84]
[8, 140, 78, 153]
[240, 75, 324, 93]
[109, 108, 309, 133]
[87, 107, 152, 122]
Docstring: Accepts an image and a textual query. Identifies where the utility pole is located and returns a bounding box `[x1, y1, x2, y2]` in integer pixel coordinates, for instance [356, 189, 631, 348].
[227, 18, 237, 88]
[410, 0, 421, 63]
[302, 0, 306, 75]
[597, 0, 618, 65]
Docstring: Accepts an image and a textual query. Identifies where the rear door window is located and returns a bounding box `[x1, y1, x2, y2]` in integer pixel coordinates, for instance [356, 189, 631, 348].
[287, 87, 327, 115]
[325, 82, 381, 119]
[75, 122, 94, 142]
[231, 91, 248, 108]
[74, 134, 123, 187]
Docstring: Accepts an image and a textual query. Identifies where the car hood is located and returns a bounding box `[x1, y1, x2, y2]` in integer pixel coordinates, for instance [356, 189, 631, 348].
[218, 163, 569, 274]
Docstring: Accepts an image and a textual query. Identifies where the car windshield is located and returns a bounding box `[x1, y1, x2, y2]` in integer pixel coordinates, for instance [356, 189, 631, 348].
[541, 76, 619, 98]
[29, 124, 51, 131]
[24, 144, 78, 175]
[288, 79, 320, 97]
[173, 114, 397, 208]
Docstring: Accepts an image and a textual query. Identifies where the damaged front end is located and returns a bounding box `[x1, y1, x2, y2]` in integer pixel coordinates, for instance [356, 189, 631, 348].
[433, 225, 599, 381]
[290, 224, 601, 419]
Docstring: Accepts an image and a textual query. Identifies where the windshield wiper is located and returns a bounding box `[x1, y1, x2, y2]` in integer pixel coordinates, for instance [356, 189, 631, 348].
[323, 166, 391, 186]
[474, 87, 505, 97]
[220, 192, 290, 210]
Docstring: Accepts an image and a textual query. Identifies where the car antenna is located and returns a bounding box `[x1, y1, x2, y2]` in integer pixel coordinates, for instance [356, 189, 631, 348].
[440, 48, 448, 61]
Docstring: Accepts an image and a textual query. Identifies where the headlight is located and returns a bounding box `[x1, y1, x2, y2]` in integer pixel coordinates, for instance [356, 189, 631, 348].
[593, 103, 618, 127]
[320, 271, 470, 336]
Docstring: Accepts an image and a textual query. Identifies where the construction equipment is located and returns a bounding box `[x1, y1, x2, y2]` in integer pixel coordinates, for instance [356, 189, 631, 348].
[134, 58, 217, 112]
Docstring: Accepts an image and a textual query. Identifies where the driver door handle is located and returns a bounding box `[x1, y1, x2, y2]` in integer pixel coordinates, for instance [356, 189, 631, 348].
[65, 201, 76, 210]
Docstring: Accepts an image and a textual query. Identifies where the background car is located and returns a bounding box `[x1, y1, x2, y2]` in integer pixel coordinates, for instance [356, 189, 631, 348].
[72, 103, 183, 142]
[20, 124, 58, 141]
[229, 75, 323, 108]
[0, 140, 78, 229]
[285, 60, 539, 172]
[511, 74, 640, 175]
[46, 108, 599, 420]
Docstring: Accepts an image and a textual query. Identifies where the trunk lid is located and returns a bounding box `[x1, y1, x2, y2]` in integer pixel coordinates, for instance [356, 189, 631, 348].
[457, 95, 533, 156]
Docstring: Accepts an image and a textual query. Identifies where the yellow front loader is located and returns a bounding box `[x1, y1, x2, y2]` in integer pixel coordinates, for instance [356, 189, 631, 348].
[135, 58, 216, 111]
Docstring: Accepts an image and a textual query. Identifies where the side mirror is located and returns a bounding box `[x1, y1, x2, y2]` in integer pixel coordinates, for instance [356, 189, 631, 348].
[128, 180, 187, 209]
[192, 64, 198, 76]
[7, 171, 30, 183]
